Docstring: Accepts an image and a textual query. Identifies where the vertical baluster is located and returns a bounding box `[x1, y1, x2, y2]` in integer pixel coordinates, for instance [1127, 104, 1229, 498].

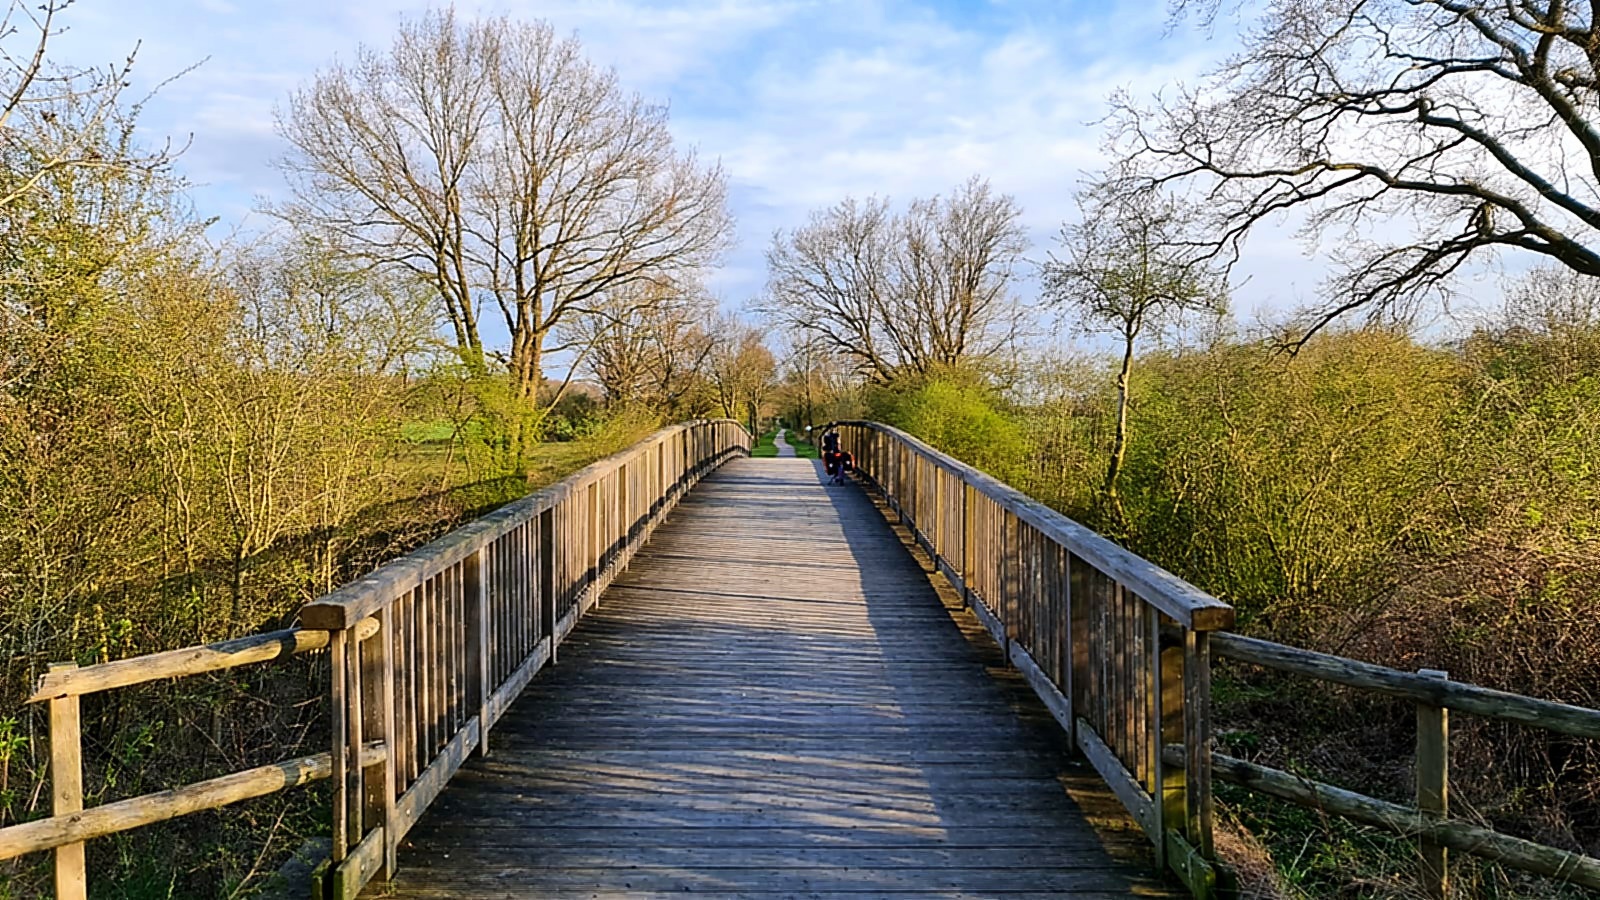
[364, 609, 398, 877]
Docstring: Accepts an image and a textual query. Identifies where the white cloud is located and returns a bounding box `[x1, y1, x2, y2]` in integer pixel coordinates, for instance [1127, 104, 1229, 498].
[42, 0, 1324, 331]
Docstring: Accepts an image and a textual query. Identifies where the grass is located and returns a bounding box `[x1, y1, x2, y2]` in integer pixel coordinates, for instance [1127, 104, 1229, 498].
[751, 430, 821, 459]
[750, 430, 779, 457]
[785, 429, 820, 459]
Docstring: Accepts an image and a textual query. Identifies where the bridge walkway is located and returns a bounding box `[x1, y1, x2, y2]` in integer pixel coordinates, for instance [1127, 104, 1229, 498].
[373, 457, 1180, 898]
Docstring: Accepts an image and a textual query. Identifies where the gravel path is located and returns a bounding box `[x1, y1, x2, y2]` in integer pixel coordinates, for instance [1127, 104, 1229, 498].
[772, 430, 797, 457]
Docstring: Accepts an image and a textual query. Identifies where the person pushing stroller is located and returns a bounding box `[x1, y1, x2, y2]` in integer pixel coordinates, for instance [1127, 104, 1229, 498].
[821, 429, 853, 485]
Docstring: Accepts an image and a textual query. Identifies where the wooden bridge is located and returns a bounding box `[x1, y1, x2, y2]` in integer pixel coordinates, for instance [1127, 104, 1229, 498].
[5, 420, 1600, 899]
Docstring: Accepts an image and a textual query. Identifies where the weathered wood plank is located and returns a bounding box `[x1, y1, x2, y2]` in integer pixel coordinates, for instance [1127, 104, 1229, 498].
[372, 458, 1179, 898]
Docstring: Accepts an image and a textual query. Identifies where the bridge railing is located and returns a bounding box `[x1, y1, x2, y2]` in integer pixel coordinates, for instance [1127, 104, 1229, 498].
[829, 420, 1234, 897]
[1, 418, 749, 900]
[829, 420, 1600, 899]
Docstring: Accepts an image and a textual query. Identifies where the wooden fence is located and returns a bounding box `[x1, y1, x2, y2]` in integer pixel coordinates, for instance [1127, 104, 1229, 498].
[0, 419, 750, 900]
[828, 420, 1600, 899]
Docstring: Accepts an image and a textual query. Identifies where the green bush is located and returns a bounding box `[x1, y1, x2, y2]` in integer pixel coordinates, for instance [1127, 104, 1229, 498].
[865, 370, 1028, 482]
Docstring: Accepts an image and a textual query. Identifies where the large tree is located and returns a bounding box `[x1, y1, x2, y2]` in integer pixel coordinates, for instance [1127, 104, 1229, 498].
[277, 9, 732, 403]
[1115, 0, 1600, 336]
[765, 177, 1027, 382]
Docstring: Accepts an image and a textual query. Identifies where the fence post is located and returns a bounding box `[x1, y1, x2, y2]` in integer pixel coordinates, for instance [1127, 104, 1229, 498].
[329, 629, 349, 865]
[1418, 668, 1450, 898]
[48, 662, 86, 900]
[1184, 629, 1215, 860]
[467, 549, 489, 757]
[961, 481, 975, 606]
[361, 612, 397, 878]
[540, 508, 556, 664]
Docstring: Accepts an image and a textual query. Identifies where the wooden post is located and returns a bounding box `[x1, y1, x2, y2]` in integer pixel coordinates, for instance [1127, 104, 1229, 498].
[1068, 554, 1090, 751]
[327, 629, 350, 868]
[467, 549, 489, 756]
[344, 626, 364, 855]
[361, 611, 398, 878]
[589, 482, 601, 605]
[540, 508, 556, 664]
[961, 481, 975, 606]
[49, 662, 86, 900]
[1418, 668, 1450, 898]
[1184, 629, 1215, 859]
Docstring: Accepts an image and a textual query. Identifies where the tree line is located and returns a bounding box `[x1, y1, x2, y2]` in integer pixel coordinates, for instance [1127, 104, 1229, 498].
[0, 4, 761, 895]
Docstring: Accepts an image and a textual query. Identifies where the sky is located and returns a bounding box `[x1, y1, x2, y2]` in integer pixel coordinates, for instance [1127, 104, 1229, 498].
[42, 0, 1387, 347]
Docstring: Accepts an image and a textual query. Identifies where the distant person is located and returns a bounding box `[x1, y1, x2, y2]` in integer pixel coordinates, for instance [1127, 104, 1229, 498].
[821, 428, 842, 483]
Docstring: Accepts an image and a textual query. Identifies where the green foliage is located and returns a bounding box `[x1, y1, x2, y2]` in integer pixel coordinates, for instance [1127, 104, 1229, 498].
[784, 429, 820, 459]
[1117, 330, 1458, 636]
[750, 430, 779, 457]
[865, 370, 1026, 481]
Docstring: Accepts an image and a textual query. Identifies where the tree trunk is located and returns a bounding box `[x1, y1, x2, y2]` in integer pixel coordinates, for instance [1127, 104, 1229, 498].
[1104, 333, 1135, 526]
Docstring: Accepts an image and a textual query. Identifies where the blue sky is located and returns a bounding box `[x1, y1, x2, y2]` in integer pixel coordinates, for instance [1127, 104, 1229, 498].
[46, 0, 1345, 344]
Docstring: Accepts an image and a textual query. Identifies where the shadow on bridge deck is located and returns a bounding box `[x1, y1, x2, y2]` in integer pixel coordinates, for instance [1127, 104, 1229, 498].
[371, 457, 1182, 898]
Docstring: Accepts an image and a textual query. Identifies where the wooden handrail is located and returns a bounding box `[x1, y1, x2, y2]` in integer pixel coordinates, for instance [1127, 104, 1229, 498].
[0, 742, 385, 861]
[0, 419, 751, 900]
[310, 418, 749, 899]
[1212, 632, 1600, 739]
[28, 618, 380, 702]
[826, 419, 1600, 900]
[1161, 747, 1600, 891]
[826, 420, 1233, 630]
[825, 420, 1234, 898]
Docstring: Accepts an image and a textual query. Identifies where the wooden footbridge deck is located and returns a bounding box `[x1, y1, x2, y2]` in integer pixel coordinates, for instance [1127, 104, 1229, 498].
[383, 457, 1178, 898]
[11, 419, 1600, 900]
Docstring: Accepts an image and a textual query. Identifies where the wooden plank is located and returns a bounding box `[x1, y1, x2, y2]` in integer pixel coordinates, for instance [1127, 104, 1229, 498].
[1183, 629, 1214, 858]
[49, 663, 85, 900]
[373, 458, 1179, 899]
[330, 631, 349, 862]
[1074, 718, 1158, 843]
[393, 718, 483, 843]
[331, 823, 386, 900]
[1192, 749, 1600, 891]
[0, 746, 381, 860]
[1214, 631, 1600, 739]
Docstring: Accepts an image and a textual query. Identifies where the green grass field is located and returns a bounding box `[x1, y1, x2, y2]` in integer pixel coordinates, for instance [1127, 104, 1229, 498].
[785, 429, 820, 458]
[750, 430, 779, 457]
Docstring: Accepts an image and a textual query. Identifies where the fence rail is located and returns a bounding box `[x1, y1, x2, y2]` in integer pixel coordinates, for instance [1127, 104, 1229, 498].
[1, 419, 749, 900]
[829, 420, 1234, 897]
[828, 419, 1600, 899]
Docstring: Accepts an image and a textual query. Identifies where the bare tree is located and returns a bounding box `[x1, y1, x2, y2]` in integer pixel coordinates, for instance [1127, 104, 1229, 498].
[277, 9, 732, 404]
[765, 177, 1027, 382]
[566, 281, 715, 415]
[0, 1, 174, 215]
[1043, 180, 1225, 518]
[706, 316, 776, 424]
[1116, 0, 1600, 339]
